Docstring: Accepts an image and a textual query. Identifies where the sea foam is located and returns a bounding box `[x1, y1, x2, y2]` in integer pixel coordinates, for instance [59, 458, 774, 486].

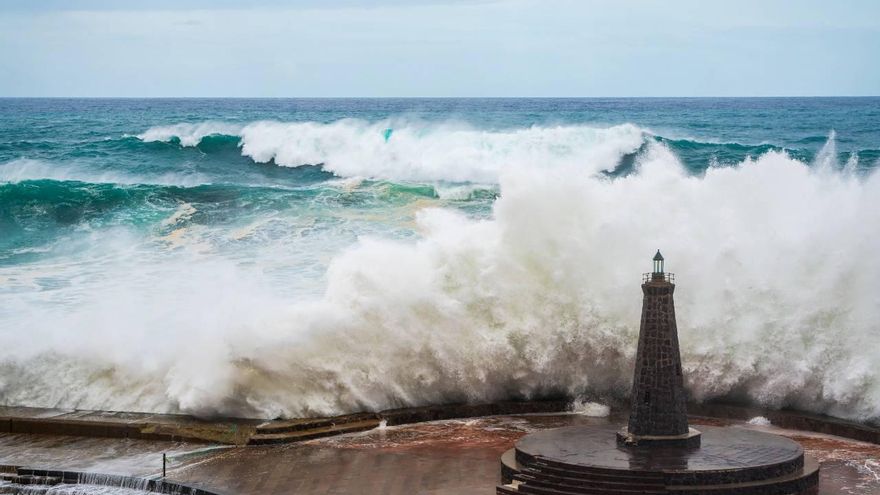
[139, 120, 647, 182]
[1, 130, 878, 423]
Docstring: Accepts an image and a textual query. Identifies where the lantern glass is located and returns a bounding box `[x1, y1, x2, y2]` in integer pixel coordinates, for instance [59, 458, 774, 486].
[652, 250, 665, 274]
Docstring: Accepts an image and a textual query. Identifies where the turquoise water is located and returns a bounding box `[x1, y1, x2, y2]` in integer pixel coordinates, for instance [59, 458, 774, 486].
[1, 98, 879, 421]
[2, 98, 877, 284]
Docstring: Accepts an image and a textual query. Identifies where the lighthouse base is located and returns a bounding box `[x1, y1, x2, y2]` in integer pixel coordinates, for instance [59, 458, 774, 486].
[498, 424, 819, 495]
[616, 427, 702, 448]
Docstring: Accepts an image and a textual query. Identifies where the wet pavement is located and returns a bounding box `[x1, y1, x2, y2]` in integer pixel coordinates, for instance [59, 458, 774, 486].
[514, 423, 805, 471]
[0, 433, 221, 477]
[1, 414, 878, 494]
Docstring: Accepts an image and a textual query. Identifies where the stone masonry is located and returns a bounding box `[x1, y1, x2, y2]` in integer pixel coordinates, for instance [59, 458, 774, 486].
[625, 272, 690, 438]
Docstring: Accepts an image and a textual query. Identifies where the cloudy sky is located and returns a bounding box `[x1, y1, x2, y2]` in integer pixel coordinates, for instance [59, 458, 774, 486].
[1, 0, 878, 96]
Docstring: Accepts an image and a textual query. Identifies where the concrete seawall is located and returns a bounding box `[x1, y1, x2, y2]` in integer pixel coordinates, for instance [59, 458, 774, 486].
[0, 401, 570, 445]
[2, 401, 878, 447]
[1, 464, 225, 495]
[0, 406, 262, 444]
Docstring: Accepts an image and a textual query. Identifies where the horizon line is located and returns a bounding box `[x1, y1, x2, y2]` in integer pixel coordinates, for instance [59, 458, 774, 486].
[2, 95, 879, 99]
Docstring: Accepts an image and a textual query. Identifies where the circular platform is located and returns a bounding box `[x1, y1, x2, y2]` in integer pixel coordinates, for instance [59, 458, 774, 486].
[499, 424, 819, 494]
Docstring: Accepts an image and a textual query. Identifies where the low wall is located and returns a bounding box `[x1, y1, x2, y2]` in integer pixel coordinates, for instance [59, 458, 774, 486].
[2, 400, 878, 447]
[689, 402, 880, 445]
[0, 465, 225, 495]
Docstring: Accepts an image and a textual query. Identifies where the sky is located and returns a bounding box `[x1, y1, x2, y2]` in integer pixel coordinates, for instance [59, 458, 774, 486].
[1, 0, 879, 97]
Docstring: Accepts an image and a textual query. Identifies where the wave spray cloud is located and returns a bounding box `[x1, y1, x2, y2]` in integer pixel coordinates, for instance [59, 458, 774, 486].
[0, 98, 879, 425]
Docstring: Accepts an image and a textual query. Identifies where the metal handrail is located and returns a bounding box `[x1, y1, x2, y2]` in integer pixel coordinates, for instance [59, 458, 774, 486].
[643, 272, 675, 284]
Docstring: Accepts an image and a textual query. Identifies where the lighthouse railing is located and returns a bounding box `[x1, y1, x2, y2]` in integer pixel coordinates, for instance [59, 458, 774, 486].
[643, 272, 675, 284]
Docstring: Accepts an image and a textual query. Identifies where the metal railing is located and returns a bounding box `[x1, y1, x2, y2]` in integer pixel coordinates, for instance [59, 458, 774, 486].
[643, 272, 675, 284]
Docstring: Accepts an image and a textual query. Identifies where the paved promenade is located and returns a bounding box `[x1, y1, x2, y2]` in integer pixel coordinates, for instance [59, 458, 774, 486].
[3, 414, 879, 494]
[2, 404, 880, 494]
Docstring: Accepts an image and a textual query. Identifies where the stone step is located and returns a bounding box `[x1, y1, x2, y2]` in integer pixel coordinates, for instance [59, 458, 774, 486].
[524, 464, 665, 484]
[527, 461, 664, 483]
[516, 472, 666, 493]
[497, 482, 521, 494]
[506, 455, 820, 495]
[666, 456, 820, 495]
[514, 476, 667, 495]
[512, 481, 651, 495]
[5, 474, 63, 485]
[255, 413, 378, 434]
[519, 454, 664, 480]
[248, 419, 380, 445]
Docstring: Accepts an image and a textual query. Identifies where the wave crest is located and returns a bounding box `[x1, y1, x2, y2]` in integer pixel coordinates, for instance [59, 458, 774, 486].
[139, 120, 649, 183]
[137, 122, 242, 147]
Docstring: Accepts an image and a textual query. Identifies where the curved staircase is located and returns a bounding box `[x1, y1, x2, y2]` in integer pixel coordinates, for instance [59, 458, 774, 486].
[498, 446, 820, 495]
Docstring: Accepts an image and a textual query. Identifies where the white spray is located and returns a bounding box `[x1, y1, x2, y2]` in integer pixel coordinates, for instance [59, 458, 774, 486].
[0, 124, 878, 423]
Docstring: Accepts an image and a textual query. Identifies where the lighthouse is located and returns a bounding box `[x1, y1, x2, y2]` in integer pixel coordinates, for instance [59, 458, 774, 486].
[617, 250, 701, 447]
[498, 250, 819, 495]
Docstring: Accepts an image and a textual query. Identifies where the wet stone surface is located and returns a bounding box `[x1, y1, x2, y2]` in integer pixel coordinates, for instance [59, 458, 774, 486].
[0, 414, 878, 494]
[0, 433, 210, 477]
[517, 424, 803, 472]
[512, 423, 816, 490]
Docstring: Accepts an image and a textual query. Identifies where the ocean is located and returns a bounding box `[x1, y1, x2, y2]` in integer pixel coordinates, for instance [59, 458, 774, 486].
[0, 97, 878, 421]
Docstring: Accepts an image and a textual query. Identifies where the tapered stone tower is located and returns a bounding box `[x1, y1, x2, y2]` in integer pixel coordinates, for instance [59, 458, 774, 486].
[616, 250, 701, 447]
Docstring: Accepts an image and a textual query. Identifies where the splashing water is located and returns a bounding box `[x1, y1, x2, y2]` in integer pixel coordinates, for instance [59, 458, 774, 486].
[138, 120, 647, 182]
[569, 399, 611, 417]
[1, 99, 879, 423]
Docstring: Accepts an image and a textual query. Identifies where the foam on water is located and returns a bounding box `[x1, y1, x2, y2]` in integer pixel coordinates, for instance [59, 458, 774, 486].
[0, 158, 210, 187]
[0, 483, 153, 495]
[1, 126, 878, 424]
[136, 122, 243, 148]
[138, 120, 647, 182]
[747, 416, 772, 426]
[570, 399, 611, 417]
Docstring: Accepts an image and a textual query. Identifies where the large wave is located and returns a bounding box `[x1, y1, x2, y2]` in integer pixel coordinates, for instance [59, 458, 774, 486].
[138, 121, 649, 183]
[1, 130, 878, 424]
[137, 120, 879, 183]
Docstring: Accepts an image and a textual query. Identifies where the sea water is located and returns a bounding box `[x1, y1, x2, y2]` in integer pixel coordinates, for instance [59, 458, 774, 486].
[0, 98, 878, 422]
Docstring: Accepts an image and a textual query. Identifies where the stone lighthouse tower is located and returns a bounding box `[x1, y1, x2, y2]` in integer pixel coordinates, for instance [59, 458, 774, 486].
[617, 250, 701, 447]
[498, 250, 819, 495]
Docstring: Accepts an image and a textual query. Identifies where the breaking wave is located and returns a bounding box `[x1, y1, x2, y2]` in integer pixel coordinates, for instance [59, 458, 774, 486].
[0, 158, 212, 187]
[138, 121, 650, 182]
[2, 129, 878, 423]
[136, 120, 880, 183]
